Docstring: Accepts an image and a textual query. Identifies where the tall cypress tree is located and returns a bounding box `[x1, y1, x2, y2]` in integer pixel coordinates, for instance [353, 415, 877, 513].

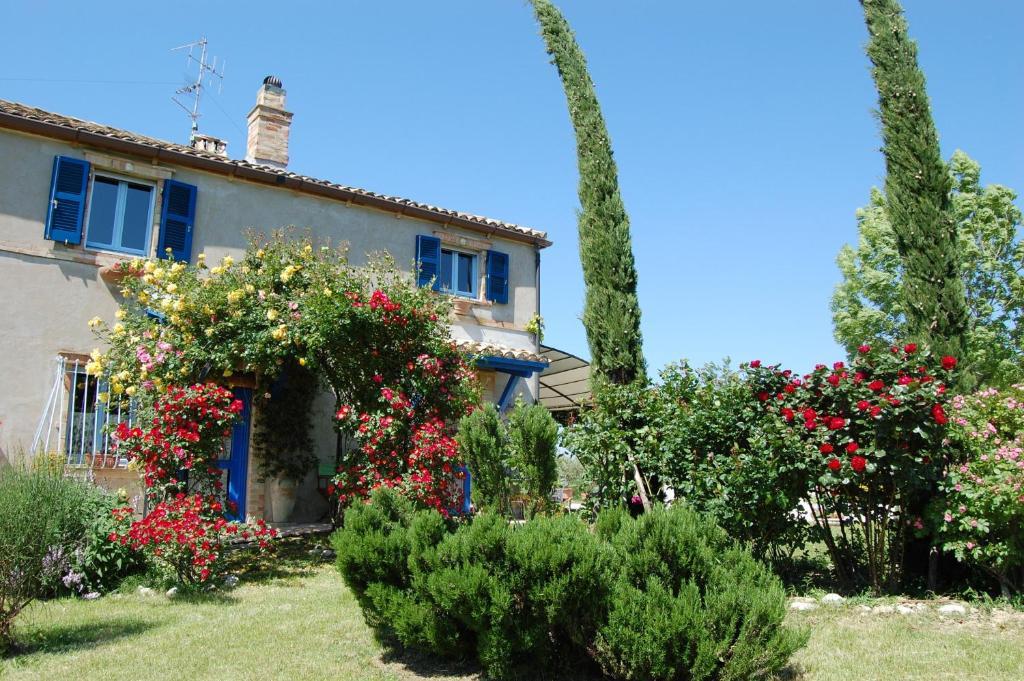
[530, 0, 651, 510]
[861, 0, 969, 367]
[530, 0, 646, 386]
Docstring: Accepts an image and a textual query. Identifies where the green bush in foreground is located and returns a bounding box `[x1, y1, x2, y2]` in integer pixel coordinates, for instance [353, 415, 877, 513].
[334, 489, 806, 680]
[0, 469, 90, 649]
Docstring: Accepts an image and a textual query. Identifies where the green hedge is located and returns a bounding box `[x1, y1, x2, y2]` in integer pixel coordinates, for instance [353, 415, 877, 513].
[334, 490, 806, 680]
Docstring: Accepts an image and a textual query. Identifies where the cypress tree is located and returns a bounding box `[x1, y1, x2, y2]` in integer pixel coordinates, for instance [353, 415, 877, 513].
[530, 0, 646, 386]
[530, 0, 651, 510]
[861, 0, 970, 367]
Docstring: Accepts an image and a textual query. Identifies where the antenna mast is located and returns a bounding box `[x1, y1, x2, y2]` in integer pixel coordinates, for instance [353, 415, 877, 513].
[171, 36, 225, 142]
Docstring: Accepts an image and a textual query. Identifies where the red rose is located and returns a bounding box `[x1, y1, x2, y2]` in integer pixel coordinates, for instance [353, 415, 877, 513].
[932, 404, 948, 425]
[784, 384, 796, 394]
[781, 407, 795, 422]
[749, 360, 761, 368]
[850, 455, 867, 473]
[868, 380, 885, 392]
[757, 391, 769, 402]
[827, 458, 842, 472]
[858, 344, 871, 354]
[827, 374, 840, 387]
[857, 400, 870, 411]
[827, 417, 846, 430]
[941, 355, 957, 370]
[820, 443, 834, 454]
[846, 442, 859, 454]
[870, 405, 882, 418]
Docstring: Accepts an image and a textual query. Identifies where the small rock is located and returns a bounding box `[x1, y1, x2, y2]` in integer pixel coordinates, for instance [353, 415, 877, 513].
[137, 586, 155, 596]
[166, 587, 178, 598]
[821, 593, 845, 605]
[321, 548, 336, 560]
[896, 604, 915, 615]
[82, 591, 100, 600]
[789, 600, 818, 611]
[938, 603, 967, 615]
[857, 604, 872, 613]
[873, 605, 895, 614]
[223, 575, 239, 588]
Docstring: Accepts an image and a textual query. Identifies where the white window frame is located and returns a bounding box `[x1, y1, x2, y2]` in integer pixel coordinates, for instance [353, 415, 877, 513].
[83, 170, 157, 257]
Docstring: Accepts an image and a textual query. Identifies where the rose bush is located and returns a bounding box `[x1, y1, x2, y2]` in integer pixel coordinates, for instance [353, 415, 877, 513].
[748, 343, 957, 592]
[110, 493, 276, 585]
[933, 384, 1024, 595]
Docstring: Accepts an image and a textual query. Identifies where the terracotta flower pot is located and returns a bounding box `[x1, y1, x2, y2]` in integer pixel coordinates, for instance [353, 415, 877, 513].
[269, 477, 298, 522]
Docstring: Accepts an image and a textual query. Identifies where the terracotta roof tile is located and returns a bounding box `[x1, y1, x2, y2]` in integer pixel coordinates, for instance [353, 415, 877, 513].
[0, 99, 550, 246]
[454, 339, 548, 365]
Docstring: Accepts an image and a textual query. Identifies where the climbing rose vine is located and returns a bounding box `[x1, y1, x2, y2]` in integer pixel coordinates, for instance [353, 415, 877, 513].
[746, 343, 957, 592]
[113, 383, 243, 504]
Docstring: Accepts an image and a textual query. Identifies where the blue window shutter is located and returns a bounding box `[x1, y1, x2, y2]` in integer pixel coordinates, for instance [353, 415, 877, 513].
[44, 156, 89, 245]
[158, 179, 197, 262]
[486, 250, 509, 303]
[415, 235, 441, 291]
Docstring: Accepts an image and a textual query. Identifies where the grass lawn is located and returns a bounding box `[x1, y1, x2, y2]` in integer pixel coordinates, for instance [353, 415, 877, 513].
[3, 542, 1023, 681]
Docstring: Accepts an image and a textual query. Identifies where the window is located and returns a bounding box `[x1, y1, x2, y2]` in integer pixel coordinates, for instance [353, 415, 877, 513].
[85, 174, 155, 255]
[439, 249, 477, 297]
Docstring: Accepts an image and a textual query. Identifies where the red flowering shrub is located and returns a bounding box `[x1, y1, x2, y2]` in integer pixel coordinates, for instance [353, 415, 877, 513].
[110, 493, 276, 584]
[114, 383, 242, 503]
[747, 343, 957, 591]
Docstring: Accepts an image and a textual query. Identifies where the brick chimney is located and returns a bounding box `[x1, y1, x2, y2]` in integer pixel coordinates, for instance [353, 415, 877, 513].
[246, 75, 292, 169]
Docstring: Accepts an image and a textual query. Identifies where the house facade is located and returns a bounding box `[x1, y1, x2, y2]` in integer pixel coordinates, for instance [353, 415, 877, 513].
[0, 77, 551, 522]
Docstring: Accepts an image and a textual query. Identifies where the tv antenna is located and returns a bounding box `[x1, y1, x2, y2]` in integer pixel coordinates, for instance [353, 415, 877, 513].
[171, 36, 225, 142]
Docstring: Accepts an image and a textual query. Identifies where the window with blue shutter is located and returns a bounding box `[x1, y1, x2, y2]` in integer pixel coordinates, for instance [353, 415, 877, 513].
[415, 235, 442, 291]
[158, 180, 197, 262]
[486, 250, 509, 304]
[44, 156, 90, 245]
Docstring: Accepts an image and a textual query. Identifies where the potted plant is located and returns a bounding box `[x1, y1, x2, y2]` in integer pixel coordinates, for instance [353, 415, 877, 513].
[252, 361, 317, 523]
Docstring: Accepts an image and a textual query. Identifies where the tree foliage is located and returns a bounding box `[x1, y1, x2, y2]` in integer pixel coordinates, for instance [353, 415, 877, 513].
[860, 0, 970, 370]
[833, 151, 1024, 386]
[457, 403, 510, 513]
[507, 400, 559, 512]
[530, 0, 645, 386]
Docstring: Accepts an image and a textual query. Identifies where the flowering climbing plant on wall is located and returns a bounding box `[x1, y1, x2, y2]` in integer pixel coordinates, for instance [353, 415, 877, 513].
[745, 343, 957, 592]
[88, 231, 478, 516]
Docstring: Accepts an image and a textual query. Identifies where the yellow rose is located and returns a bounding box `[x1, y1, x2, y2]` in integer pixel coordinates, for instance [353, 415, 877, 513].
[142, 274, 155, 285]
[144, 261, 156, 274]
[170, 315, 181, 325]
[266, 308, 279, 321]
[160, 298, 172, 311]
[223, 368, 234, 377]
[87, 316, 103, 328]
[271, 324, 288, 341]
[115, 308, 126, 320]
[222, 255, 234, 268]
[90, 348, 103, 362]
[245, 283, 255, 294]
[117, 371, 130, 381]
[303, 244, 313, 255]
[112, 323, 125, 335]
[173, 300, 185, 312]
[152, 267, 165, 280]
[298, 357, 307, 366]
[125, 386, 137, 397]
[112, 384, 125, 395]
[97, 392, 109, 403]
[205, 328, 215, 337]
[256, 249, 265, 259]
[137, 292, 150, 304]
[227, 289, 244, 304]
[323, 287, 332, 296]
[166, 283, 177, 293]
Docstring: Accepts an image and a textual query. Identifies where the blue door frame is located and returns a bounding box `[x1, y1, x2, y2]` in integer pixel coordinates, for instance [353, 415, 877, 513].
[217, 387, 251, 521]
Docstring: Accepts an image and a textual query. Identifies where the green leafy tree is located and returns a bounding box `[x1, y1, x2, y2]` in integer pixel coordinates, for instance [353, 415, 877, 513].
[860, 0, 970, 372]
[833, 151, 1024, 386]
[507, 400, 559, 513]
[457, 404, 511, 514]
[531, 0, 651, 509]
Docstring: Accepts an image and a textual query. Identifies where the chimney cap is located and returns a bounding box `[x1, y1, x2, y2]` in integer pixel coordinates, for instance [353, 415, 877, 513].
[262, 75, 283, 88]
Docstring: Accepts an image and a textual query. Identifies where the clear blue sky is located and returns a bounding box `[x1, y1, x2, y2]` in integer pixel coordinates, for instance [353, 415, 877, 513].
[3, 1, 1021, 376]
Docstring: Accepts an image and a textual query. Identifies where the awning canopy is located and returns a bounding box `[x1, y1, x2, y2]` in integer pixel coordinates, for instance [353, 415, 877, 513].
[538, 344, 592, 418]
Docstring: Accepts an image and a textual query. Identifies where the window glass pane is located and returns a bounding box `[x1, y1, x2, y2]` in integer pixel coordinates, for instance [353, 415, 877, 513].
[86, 177, 119, 247]
[120, 183, 152, 251]
[440, 250, 454, 291]
[457, 253, 474, 293]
